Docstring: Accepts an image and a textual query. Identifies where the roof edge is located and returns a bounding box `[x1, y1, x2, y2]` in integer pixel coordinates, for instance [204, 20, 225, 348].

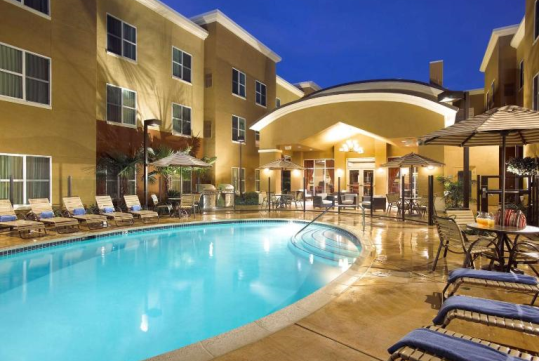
[510, 17, 526, 49]
[480, 24, 519, 72]
[191, 10, 281, 63]
[294, 81, 322, 91]
[277, 76, 305, 97]
[135, 0, 208, 40]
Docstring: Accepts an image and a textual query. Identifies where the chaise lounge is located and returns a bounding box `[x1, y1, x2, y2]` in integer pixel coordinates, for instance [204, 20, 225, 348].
[29, 198, 80, 234]
[0, 199, 46, 238]
[95, 196, 134, 226]
[123, 195, 159, 224]
[63, 197, 109, 230]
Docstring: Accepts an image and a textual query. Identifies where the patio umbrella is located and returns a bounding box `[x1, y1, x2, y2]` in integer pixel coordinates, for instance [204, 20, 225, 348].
[259, 159, 304, 170]
[150, 152, 212, 193]
[418, 105, 539, 224]
[381, 152, 444, 197]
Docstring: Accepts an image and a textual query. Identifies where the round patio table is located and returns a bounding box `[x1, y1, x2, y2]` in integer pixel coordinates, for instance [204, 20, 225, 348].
[466, 223, 539, 271]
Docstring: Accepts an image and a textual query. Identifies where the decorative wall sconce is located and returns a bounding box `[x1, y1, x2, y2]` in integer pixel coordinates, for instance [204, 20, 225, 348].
[339, 139, 364, 153]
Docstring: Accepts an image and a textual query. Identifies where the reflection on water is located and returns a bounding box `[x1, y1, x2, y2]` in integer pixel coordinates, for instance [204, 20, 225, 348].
[0, 223, 352, 361]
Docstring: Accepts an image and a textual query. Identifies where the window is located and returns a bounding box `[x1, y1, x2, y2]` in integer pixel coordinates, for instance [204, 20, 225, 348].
[172, 103, 191, 136]
[106, 84, 137, 126]
[232, 68, 246, 98]
[0, 154, 51, 206]
[232, 167, 245, 194]
[205, 73, 213, 88]
[0, 43, 50, 106]
[96, 167, 136, 200]
[255, 80, 267, 107]
[255, 131, 260, 147]
[9, 0, 49, 16]
[519, 60, 524, 90]
[255, 169, 260, 192]
[303, 159, 335, 194]
[170, 168, 192, 194]
[533, 74, 539, 111]
[232, 115, 246, 142]
[172, 47, 192, 83]
[276, 98, 281, 108]
[107, 15, 137, 61]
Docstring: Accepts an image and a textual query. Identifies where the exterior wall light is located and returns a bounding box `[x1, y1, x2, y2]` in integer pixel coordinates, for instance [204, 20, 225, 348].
[339, 139, 364, 153]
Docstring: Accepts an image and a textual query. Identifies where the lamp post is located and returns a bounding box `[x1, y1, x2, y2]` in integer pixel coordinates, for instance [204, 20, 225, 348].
[237, 135, 245, 198]
[143, 119, 162, 209]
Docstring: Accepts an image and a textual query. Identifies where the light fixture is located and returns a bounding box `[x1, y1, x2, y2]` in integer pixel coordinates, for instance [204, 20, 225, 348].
[427, 165, 434, 170]
[339, 139, 364, 153]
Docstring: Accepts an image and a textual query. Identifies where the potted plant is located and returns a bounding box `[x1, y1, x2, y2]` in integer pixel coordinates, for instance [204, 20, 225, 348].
[234, 192, 262, 211]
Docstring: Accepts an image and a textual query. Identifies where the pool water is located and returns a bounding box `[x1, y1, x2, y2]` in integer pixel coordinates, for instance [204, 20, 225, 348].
[0, 221, 360, 361]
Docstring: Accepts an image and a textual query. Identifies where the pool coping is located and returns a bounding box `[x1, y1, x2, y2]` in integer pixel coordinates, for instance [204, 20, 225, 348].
[0, 218, 375, 361]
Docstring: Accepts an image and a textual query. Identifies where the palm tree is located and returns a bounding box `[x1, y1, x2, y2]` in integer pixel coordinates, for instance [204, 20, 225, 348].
[97, 151, 141, 199]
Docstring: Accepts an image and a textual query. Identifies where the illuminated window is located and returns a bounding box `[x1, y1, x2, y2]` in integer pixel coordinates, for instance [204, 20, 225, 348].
[232, 115, 246, 142]
[172, 103, 191, 136]
[0, 154, 51, 206]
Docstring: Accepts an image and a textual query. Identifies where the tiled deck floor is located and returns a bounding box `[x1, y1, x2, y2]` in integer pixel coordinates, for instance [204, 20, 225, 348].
[1, 210, 537, 360]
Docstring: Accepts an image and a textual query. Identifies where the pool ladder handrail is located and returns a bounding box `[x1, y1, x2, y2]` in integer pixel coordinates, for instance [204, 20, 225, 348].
[294, 205, 333, 238]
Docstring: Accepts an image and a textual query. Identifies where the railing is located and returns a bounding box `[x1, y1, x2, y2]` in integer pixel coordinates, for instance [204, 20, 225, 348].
[294, 204, 333, 238]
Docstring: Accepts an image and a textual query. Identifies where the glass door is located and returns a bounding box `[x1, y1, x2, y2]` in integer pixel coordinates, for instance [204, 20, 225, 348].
[362, 169, 374, 196]
[281, 170, 291, 193]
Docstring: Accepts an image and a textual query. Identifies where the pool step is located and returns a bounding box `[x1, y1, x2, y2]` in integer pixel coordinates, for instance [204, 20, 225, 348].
[289, 227, 360, 265]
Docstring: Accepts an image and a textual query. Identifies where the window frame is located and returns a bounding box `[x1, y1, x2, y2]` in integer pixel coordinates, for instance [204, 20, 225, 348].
[232, 115, 246, 143]
[232, 68, 246, 99]
[255, 80, 267, 107]
[171, 46, 193, 85]
[0, 41, 52, 108]
[106, 83, 138, 127]
[231, 167, 246, 194]
[0, 152, 52, 207]
[171, 103, 192, 137]
[4, 0, 51, 19]
[106, 13, 137, 63]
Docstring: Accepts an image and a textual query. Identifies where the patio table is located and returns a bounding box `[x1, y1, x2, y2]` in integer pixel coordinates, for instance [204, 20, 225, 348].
[466, 223, 539, 271]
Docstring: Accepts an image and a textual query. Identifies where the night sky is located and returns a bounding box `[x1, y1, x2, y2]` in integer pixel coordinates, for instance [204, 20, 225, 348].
[168, 0, 524, 91]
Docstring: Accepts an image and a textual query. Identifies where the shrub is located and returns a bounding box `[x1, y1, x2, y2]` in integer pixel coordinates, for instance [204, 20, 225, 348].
[235, 192, 260, 205]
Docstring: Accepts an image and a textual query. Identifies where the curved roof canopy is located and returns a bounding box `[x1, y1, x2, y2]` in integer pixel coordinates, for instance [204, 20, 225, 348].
[251, 80, 458, 132]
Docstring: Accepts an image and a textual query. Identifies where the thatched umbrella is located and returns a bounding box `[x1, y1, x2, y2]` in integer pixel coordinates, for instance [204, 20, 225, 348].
[419, 105, 539, 223]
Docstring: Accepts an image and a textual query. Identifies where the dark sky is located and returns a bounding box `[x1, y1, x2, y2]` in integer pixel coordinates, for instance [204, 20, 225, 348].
[167, 0, 524, 91]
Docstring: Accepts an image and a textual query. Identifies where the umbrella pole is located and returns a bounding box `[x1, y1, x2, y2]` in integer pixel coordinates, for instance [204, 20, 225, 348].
[501, 134, 506, 227]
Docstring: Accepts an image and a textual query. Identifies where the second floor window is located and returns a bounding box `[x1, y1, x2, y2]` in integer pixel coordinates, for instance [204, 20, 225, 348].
[0, 43, 50, 106]
[107, 15, 137, 61]
[255, 131, 260, 147]
[172, 103, 191, 136]
[172, 47, 192, 83]
[276, 98, 281, 108]
[232, 115, 246, 142]
[232, 68, 246, 98]
[107, 84, 137, 126]
[11, 0, 49, 16]
[255, 81, 267, 107]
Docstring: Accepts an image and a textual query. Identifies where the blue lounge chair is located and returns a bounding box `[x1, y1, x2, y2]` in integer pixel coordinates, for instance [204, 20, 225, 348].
[443, 268, 539, 305]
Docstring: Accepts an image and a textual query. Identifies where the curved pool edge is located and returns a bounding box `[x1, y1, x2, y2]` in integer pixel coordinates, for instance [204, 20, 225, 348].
[145, 219, 376, 361]
[0, 218, 375, 361]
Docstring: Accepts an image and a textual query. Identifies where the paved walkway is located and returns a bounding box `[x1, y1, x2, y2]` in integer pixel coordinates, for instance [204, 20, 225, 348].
[1, 210, 537, 360]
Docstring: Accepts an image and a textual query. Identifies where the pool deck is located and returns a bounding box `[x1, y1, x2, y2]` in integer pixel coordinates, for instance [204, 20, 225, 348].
[1, 211, 538, 360]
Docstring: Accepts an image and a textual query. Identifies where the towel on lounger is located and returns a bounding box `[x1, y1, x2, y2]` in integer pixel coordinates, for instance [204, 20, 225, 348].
[131, 205, 141, 212]
[433, 296, 539, 325]
[0, 215, 17, 222]
[388, 328, 526, 361]
[103, 207, 114, 214]
[448, 268, 537, 286]
[40, 211, 54, 219]
[73, 208, 86, 216]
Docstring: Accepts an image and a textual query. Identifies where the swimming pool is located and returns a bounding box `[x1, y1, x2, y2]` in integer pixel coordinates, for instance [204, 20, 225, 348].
[0, 220, 361, 361]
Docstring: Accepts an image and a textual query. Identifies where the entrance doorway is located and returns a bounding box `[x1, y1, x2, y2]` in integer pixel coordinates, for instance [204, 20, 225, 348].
[347, 158, 375, 196]
[282, 170, 291, 194]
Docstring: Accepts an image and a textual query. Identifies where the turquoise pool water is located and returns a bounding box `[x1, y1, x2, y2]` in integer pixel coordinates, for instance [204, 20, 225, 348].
[0, 221, 360, 361]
